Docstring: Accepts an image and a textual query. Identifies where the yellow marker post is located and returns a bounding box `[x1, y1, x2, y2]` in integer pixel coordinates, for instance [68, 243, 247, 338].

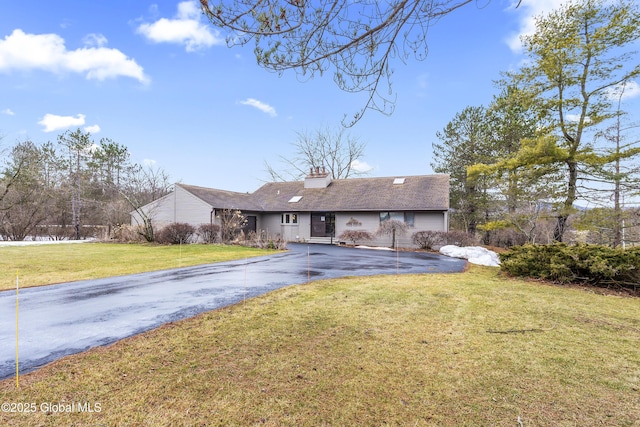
[15, 270, 19, 388]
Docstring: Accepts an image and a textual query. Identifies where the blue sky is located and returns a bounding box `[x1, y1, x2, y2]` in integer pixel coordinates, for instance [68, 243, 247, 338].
[1, 0, 638, 192]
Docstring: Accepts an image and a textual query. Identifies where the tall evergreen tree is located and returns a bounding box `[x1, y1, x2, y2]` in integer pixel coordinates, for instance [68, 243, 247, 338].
[432, 106, 495, 236]
[468, 87, 562, 244]
[503, 0, 640, 241]
[57, 129, 95, 240]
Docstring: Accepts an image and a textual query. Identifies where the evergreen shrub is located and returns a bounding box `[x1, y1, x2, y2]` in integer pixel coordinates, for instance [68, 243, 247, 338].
[500, 243, 640, 291]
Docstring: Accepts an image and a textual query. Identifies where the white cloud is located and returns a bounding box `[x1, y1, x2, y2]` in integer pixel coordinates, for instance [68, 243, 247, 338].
[0, 29, 149, 83]
[606, 80, 640, 101]
[350, 159, 373, 173]
[38, 113, 86, 132]
[1, 108, 14, 116]
[506, 0, 569, 53]
[84, 124, 101, 134]
[136, 0, 223, 52]
[566, 114, 591, 124]
[239, 98, 277, 117]
[82, 33, 108, 48]
[143, 159, 157, 167]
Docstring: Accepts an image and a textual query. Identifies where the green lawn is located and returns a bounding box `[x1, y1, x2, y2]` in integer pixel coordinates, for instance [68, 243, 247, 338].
[1, 264, 638, 426]
[0, 242, 276, 290]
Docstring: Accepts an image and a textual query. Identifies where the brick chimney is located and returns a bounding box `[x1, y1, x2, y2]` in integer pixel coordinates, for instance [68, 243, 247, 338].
[304, 166, 331, 188]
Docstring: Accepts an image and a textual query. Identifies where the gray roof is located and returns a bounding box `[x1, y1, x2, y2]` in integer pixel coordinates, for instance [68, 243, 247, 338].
[179, 174, 449, 212]
[178, 184, 260, 210]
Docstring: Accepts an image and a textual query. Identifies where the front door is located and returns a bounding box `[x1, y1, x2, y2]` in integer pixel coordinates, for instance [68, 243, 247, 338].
[243, 216, 257, 235]
[310, 212, 335, 238]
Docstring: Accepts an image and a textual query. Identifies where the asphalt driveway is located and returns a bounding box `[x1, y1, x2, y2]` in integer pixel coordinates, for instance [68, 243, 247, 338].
[0, 243, 466, 379]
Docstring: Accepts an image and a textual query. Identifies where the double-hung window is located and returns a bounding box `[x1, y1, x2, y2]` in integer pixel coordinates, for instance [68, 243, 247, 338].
[379, 212, 414, 227]
[281, 213, 298, 224]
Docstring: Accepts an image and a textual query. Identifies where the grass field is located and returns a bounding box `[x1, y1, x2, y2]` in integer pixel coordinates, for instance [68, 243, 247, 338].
[0, 242, 276, 290]
[1, 258, 639, 426]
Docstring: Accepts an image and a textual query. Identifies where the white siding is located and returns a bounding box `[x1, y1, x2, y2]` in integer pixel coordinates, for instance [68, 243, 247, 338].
[297, 213, 311, 241]
[281, 223, 301, 241]
[130, 192, 175, 227]
[413, 212, 447, 232]
[335, 212, 378, 239]
[395, 212, 448, 248]
[335, 211, 447, 248]
[260, 214, 284, 240]
[258, 212, 309, 242]
[174, 185, 213, 226]
[130, 185, 214, 229]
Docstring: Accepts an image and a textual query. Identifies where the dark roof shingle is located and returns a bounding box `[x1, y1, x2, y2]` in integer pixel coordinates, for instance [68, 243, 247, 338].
[180, 175, 449, 212]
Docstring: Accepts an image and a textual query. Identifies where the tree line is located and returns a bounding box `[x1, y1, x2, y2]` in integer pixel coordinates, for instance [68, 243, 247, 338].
[431, 0, 640, 248]
[5, 0, 639, 250]
[0, 129, 172, 241]
[202, 0, 640, 249]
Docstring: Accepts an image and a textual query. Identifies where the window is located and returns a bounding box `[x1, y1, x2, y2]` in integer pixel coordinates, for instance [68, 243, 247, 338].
[281, 213, 298, 224]
[390, 212, 404, 222]
[405, 212, 415, 227]
[380, 212, 415, 227]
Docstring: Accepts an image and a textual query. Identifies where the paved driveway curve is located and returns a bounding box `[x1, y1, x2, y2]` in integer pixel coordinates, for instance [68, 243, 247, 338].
[0, 243, 466, 379]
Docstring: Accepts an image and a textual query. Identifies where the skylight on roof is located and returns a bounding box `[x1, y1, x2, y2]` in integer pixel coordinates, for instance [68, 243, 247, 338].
[288, 195, 303, 203]
[393, 178, 406, 185]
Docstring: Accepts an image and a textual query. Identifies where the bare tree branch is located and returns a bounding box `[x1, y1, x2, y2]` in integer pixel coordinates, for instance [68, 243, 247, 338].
[264, 125, 369, 181]
[201, 0, 478, 125]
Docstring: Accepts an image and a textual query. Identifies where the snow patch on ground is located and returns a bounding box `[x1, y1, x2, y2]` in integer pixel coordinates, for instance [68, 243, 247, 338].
[439, 245, 501, 267]
[354, 245, 394, 251]
[0, 239, 94, 247]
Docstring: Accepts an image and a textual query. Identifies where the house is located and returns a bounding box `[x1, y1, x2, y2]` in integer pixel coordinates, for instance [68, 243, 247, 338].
[131, 169, 450, 247]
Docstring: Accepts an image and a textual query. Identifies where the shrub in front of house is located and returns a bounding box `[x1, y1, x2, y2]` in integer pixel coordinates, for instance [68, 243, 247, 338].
[338, 230, 374, 245]
[500, 243, 640, 292]
[411, 230, 444, 250]
[156, 222, 196, 244]
[376, 219, 409, 248]
[197, 223, 220, 244]
[242, 230, 287, 250]
[112, 224, 145, 243]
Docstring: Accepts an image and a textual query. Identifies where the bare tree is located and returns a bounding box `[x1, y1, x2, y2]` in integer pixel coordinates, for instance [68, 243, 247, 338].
[376, 219, 409, 248]
[0, 136, 28, 209]
[580, 82, 640, 248]
[0, 141, 49, 240]
[217, 209, 247, 243]
[266, 125, 369, 181]
[121, 163, 173, 242]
